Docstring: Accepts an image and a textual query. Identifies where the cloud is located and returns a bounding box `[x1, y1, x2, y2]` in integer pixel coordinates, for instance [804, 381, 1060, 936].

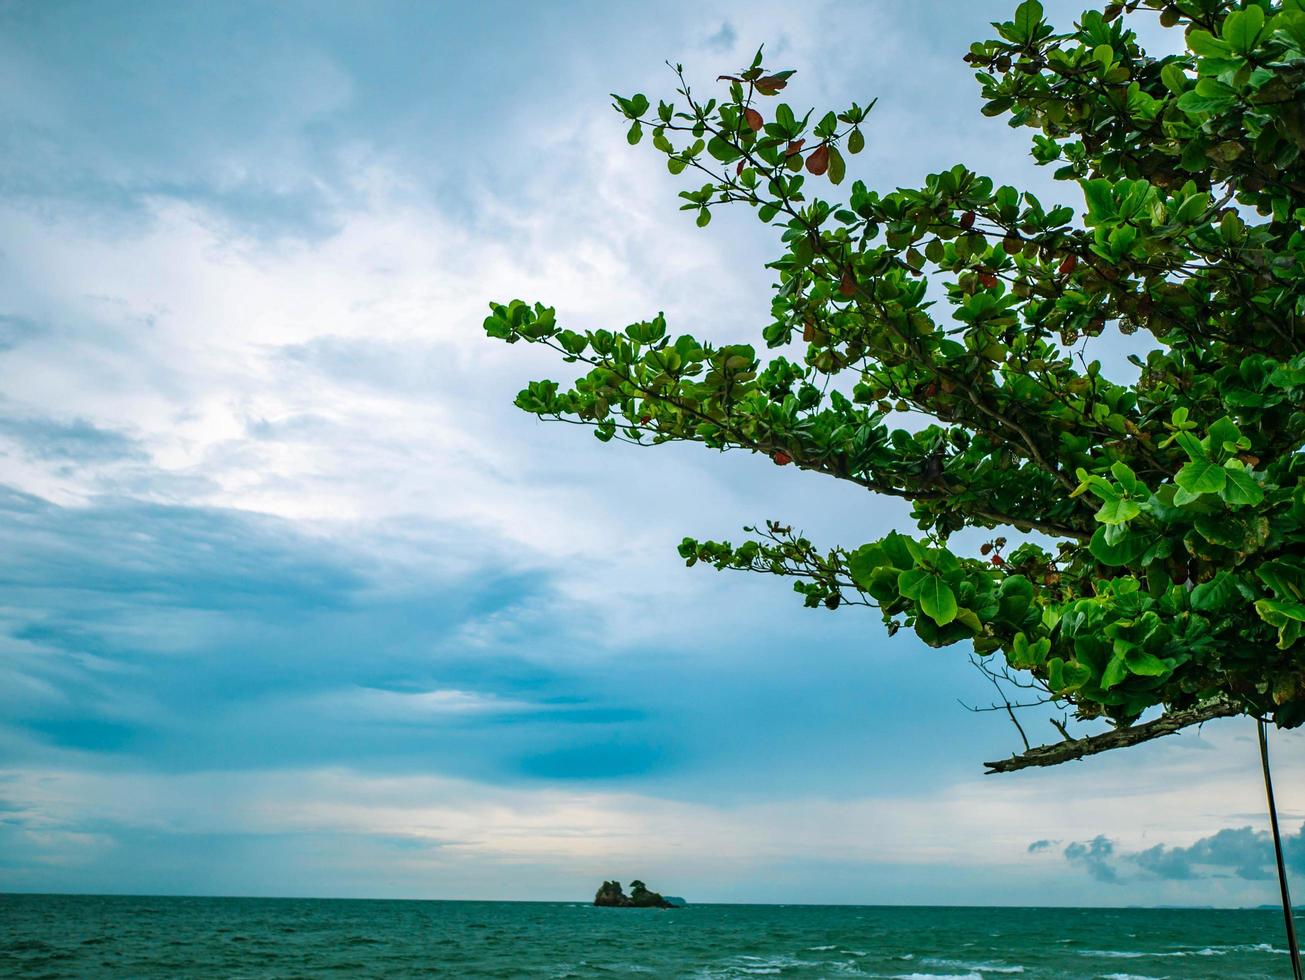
[1064, 836, 1120, 884]
[1059, 823, 1305, 885]
[3, 0, 1305, 907]
[702, 22, 738, 53]
[1133, 824, 1305, 881]
[0, 416, 145, 463]
[1027, 838, 1057, 853]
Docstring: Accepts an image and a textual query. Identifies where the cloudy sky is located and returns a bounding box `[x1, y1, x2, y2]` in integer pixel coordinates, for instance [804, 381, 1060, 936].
[1, 0, 1301, 907]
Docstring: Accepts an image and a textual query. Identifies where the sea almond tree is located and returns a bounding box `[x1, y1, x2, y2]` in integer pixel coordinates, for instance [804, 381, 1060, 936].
[486, 0, 1304, 960]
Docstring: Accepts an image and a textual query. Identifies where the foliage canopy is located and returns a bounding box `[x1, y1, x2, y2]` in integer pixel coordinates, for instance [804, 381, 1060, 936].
[486, 0, 1305, 769]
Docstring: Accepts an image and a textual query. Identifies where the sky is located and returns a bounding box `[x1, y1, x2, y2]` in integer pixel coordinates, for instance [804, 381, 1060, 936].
[0, 0, 1302, 907]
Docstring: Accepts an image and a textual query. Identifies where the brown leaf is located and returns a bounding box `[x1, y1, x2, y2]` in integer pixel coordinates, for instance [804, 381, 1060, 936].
[717, 75, 742, 82]
[785, 139, 805, 157]
[754, 75, 788, 95]
[744, 108, 763, 132]
[805, 144, 830, 176]
[803, 320, 815, 343]
[959, 211, 976, 230]
[1058, 254, 1078, 275]
[978, 271, 998, 289]
[772, 450, 793, 466]
[839, 270, 857, 297]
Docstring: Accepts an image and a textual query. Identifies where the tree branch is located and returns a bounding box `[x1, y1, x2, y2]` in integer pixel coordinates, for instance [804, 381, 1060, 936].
[983, 697, 1242, 774]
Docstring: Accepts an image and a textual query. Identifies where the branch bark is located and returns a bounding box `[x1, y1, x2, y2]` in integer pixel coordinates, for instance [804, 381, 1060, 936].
[983, 698, 1242, 774]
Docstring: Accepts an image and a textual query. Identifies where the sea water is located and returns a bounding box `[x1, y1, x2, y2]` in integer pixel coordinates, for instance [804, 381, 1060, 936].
[0, 893, 1297, 978]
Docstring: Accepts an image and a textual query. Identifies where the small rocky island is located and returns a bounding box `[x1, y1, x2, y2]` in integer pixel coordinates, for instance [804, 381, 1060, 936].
[593, 880, 683, 908]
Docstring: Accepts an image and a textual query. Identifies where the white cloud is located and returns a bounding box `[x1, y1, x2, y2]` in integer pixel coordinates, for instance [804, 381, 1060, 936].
[3, 719, 1301, 903]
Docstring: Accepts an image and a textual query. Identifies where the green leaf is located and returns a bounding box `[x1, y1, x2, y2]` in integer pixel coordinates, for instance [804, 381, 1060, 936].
[1187, 29, 1231, 57]
[879, 532, 917, 570]
[1102, 655, 1129, 689]
[917, 576, 958, 626]
[827, 145, 846, 185]
[1089, 526, 1150, 567]
[1190, 571, 1241, 612]
[902, 570, 957, 625]
[1220, 464, 1263, 506]
[997, 575, 1034, 621]
[1110, 461, 1140, 494]
[1160, 62, 1189, 94]
[1221, 6, 1264, 53]
[1175, 459, 1226, 497]
[1096, 497, 1141, 525]
[1205, 415, 1245, 454]
[1013, 0, 1044, 39]
[897, 568, 929, 600]
[1125, 649, 1169, 677]
[847, 544, 886, 591]
[1061, 660, 1092, 691]
[1081, 179, 1114, 222]
[1257, 599, 1305, 624]
[627, 120, 643, 145]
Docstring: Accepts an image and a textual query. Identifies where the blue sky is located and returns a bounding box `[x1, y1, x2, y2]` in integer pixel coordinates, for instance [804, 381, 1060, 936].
[0, 0, 1302, 906]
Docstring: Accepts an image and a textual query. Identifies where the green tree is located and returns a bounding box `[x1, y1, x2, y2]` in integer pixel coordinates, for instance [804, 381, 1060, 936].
[484, 0, 1305, 776]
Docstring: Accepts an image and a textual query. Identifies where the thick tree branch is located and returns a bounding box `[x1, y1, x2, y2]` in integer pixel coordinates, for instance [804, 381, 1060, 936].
[983, 697, 1242, 774]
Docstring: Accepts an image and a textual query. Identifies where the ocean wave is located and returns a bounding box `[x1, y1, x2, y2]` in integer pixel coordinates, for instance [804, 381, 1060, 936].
[1081, 947, 1225, 959]
[1098, 974, 1166, 980]
[891, 972, 983, 980]
[921, 957, 1023, 974]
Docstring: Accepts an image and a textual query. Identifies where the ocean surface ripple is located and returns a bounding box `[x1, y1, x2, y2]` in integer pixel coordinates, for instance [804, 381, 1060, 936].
[0, 895, 1298, 979]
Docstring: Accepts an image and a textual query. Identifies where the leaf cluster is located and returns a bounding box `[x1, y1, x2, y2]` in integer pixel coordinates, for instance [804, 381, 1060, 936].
[486, 1, 1305, 735]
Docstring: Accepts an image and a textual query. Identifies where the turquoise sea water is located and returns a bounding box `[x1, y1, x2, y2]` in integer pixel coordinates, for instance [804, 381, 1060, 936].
[0, 894, 1298, 978]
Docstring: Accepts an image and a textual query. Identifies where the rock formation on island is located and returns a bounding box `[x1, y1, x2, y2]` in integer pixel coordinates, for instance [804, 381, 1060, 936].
[593, 879, 680, 908]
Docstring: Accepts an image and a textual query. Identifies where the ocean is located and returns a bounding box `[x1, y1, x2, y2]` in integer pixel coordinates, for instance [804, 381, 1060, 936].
[0, 894, 1297, 978]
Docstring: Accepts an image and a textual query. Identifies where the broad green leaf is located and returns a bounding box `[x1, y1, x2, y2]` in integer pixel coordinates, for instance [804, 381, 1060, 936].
[1125, 649, 1169, 677]
[897, 568, 929, 600]
[917, 575, 958, 626]
[1187, 29, 1231, 56]
[1190, 571, 1240, 612]
[1222, 6, 1264, 52]
[1110, 461, 1140, 494]
[847, 544, 886, 590]
[1102, 655, 1129, 689]
[1096, 497, 1141, 525]
[1160, 62, 1188, 94]
[827, 145, 846, 185]
[1061, 660, 1093, 691]
[1013, 0, 1044, 39]
[1089, 526, 1150, 566]
[1221, 464, 1263, 506]
[1175, 459, 1226, 496]
[1080, 179, 1114, 222]
[1257, 599, 1305, 624]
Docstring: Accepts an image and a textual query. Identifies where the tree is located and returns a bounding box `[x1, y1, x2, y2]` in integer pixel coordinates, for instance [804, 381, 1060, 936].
[484, 3, 1304, 770]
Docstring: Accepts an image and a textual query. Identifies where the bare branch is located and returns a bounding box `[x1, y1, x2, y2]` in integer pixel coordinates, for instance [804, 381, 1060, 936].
[983, 698, 1242, 774]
